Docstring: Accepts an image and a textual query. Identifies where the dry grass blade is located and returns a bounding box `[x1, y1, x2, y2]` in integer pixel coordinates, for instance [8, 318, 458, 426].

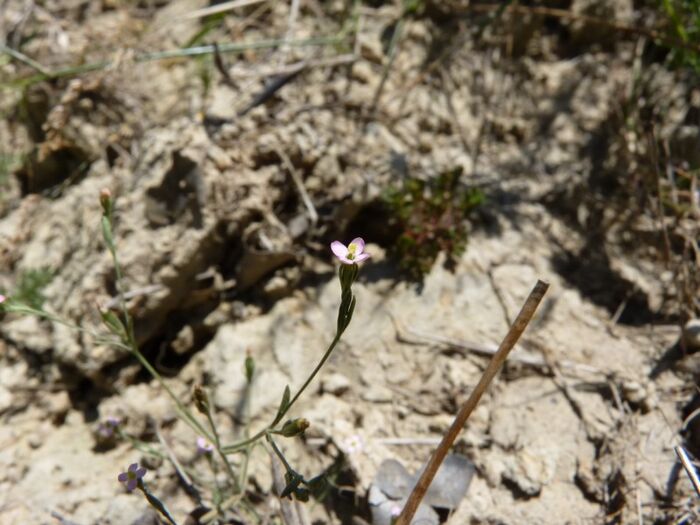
[395, 279, 550, 525]
[274, 146, 318, 226]
[180, 0, 267, 20]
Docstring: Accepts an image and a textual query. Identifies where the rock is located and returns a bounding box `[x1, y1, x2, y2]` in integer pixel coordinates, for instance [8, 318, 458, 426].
[45, 391, 71, 424]
[359, 34, 384, 64]
[501, 450, 556, 497]
[670, 126, 700, 169]
[171, 325, 194, 355]
[361, 385, 394, 403]
[27, 432, 43, 449]
[683, 319, 700, 351]
[370, 455, 473, 524]
[570, 0, 633, 47]
[374, 459, 413, 499]
[368, 486, 438, 525]
[621, 379, 658, 412]
[351, 61, 375, 84]
[0, 386, 13, 414]
[322, 373, 351, 396]
[421, 454, 475, 509]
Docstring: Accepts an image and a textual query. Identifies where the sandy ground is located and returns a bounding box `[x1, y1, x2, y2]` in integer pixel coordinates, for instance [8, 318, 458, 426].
[1, 0, 699, 523]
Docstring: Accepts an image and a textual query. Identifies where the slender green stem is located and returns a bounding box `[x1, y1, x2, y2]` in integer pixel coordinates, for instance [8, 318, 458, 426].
[117, 429, 166, 459]
[266, 433, 293, 474]
[207, 455, 223, 511]
[221, 331, 344, 454]
[222, 269, 354, 455]
[5, 304, 126, 349]
[4, 35, 346, 87]
[126, 339, 214, 442]
[222, 428, 267, 453]
[282, 332, 342, 418]
[238, 376, 254, 488]
[369, 14, 404, 116]
[0, 44, 50, 74]
[205, 407, 241, 493]
[104, 214, 214, 443]
[239, 444, 253, 491]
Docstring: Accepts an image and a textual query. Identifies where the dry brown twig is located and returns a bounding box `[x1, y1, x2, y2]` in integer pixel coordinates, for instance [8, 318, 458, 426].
[675, 445, 700, 497]
[274, 146, 318, 226]
[395, 279, 550, 525]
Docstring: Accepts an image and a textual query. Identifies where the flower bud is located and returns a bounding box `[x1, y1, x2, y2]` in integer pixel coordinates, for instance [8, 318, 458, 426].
[279, 418, 310, 437]
[244, 352, 255, 383]
[99, 188, 113, 216]
[193, 385, 209, 415]
[338, 263, 359, 290]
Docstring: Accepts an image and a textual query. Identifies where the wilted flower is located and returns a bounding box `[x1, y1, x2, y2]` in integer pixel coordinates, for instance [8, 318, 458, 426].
[196, 437, 214, 455]
[118, 463, 146, 491]
[330, 238, 370, 265]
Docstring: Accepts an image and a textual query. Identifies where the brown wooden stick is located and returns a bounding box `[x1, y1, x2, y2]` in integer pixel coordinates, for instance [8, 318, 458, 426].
[675, 445, 700, 497]
[394, 279, 550, 525]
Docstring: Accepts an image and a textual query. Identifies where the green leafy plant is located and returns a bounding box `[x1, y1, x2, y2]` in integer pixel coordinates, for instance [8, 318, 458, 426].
[1, 189, 369, 523]
[661, 0, 700, 71]
[15, 267, 53, 309]
[0, 152, 21, 193]
[383, 167, 483, 280]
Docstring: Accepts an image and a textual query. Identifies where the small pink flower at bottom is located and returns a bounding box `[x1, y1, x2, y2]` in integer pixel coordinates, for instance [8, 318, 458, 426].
[118, 463, 146, 491]
[331, 238, 370, 265]
[0, 295, 6, 305]
[196, 437, 214, 455]
[98, 416, 121, 438]
[342, 434, 365, 455]
[390, 504, 402, 523]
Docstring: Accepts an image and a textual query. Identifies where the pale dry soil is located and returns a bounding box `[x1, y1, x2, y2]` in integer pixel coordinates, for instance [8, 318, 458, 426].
[0, 0, 698, 523]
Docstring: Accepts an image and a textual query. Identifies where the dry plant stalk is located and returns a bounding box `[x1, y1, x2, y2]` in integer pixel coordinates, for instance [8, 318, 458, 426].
[675, 445, 700, 497]
[395, 279, 550, 525]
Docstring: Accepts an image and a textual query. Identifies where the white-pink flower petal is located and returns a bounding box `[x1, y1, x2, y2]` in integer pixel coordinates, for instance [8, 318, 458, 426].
[331, 241, 348, 259]
[349, 237, 365, 253]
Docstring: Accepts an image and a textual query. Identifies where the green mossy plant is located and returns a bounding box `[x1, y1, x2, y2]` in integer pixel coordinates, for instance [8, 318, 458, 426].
[15, 267, 54, 309]
[661, 0, 700, 71]
[383, 167, 483, 280]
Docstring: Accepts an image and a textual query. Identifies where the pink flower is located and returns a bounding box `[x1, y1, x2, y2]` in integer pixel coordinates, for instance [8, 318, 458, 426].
[0, 295, 6, 304]
[342, 434, 365, 455]
[330, 238, 370, 265]
[196, 437, 214, 455]
[390, 504, 402, 523]
[118, 463, 146, 491]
